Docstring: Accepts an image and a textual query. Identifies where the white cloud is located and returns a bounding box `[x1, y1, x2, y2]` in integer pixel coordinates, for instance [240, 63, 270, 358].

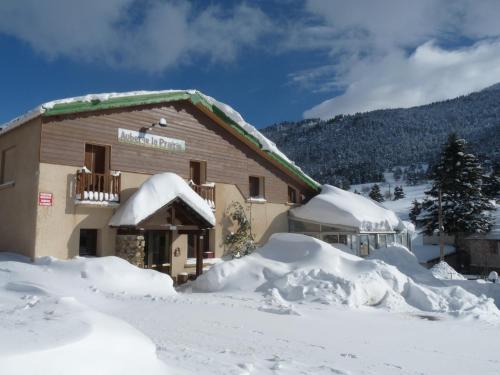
[0, 1, 271, 72]
[298, 0, 500, 119]
[305, 40, 500, 118]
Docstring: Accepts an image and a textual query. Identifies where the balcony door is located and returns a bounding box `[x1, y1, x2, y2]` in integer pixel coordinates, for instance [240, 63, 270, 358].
[189, 160, 206, 185]
[84, 144, 109, 192]
[85, 144, 108, 174]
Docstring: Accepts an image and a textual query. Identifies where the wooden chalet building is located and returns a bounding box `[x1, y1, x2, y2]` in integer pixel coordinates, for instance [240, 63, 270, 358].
[0, 90, 319, 280]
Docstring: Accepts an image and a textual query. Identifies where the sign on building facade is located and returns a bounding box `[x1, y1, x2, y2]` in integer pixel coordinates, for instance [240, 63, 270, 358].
[38, 192, 53, 206]
[118, 128, 185, 152]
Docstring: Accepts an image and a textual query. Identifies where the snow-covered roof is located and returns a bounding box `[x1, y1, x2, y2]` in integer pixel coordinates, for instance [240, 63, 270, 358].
[290, 185, 404, 232]
[0, 89, 319, 190]
[109, 173, 215, 227]
[412, 244, 456, 263]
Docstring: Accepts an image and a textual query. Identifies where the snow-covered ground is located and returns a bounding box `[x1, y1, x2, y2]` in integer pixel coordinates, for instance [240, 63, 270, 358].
[2, 234, 500, 374]
[351, 173, 430, 221]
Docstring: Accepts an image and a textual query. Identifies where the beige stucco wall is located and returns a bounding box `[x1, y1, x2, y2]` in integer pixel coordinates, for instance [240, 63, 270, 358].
[0, 119, 41, 258]
[34, 166, 151, 259]
[171, 232, 188, 277]
[213, 183, 289, 257]
[33, 166, 291, 268]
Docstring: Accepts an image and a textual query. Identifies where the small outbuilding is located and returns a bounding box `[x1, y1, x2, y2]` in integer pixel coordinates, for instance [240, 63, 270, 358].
[289, 185, 412, 256]
[458, 206, 500, 274]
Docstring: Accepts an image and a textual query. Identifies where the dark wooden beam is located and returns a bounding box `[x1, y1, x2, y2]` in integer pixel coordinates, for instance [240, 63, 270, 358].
[196, 232, 203, 277]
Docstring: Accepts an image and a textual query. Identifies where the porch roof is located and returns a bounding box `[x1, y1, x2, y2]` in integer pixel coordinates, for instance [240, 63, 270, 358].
[109, 173, 215, 228]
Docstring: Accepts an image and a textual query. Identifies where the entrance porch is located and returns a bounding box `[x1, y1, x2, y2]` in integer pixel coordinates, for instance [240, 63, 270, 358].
[109, 173, 216, 282]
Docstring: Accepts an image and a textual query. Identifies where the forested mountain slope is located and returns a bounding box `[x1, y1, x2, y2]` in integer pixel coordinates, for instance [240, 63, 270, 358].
[262, 85, 500, 186]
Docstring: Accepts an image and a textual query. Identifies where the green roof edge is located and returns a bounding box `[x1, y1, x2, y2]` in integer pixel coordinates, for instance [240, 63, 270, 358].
[42, 91, 320, 191]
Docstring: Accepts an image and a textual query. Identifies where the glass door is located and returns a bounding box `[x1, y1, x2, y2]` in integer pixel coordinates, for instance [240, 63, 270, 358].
[144, 231, 171, 274]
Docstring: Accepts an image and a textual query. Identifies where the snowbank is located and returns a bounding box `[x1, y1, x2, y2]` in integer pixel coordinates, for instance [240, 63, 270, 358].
[0, 253, 174, 374]
[431, 261, 466, 280]
[109, 172, 215, 227]
[193, 234, 499, 320]
[290, 185, 404, 231]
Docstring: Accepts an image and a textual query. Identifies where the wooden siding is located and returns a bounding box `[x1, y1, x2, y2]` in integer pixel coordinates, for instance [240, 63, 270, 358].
[40, 101, 309, 204]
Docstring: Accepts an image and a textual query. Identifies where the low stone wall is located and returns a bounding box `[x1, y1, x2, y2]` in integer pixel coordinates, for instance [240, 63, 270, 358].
[116, 234, 145, 267]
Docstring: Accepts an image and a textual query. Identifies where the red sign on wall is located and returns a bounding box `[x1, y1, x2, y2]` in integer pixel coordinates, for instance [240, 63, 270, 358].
[38, 192, 53, 206]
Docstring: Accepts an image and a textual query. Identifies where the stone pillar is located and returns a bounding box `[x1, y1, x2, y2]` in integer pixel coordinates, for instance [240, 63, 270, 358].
[116, 234, 145, 267]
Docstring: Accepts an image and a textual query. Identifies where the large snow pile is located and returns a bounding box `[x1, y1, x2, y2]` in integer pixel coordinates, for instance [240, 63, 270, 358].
[193, 234, 499, 320]
[109, 172, 215, 227]
[290, 185, 404, 231]
[0, 253, 173, 374]
[431, 261, 466, 280]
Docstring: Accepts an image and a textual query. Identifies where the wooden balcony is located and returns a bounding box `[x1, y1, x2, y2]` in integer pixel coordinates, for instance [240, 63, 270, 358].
[190, 182, 216, 209]
[76, 170, 121, 203]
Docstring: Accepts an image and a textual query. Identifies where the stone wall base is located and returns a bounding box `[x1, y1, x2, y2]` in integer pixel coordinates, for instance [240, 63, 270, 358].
[116, 234, 145, 267]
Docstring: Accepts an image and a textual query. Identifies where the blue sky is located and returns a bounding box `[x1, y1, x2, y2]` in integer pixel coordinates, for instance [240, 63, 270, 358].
[2, 0, 500, 128]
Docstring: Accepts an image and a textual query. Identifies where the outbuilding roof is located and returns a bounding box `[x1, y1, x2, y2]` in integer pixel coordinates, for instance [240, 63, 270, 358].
[0, 90, 319, 190]
[290, 185, 405, 232]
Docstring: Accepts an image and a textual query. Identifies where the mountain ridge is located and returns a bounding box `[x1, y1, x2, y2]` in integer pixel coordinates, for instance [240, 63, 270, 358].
[262, 86, 500, 187]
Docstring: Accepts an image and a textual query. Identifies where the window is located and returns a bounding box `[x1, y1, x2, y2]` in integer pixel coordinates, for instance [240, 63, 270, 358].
[378, 234, 387, 249]
[187, 232, 210, 259]
[350, 235, 359, 251]
[188, 233, 196, 258]
[1, 146, 16, 184]
[289, 219, 320, 233]
[322, 234, 348, 245]
[79, 229, 98, 256]
[249, 176, 264, 198]
[338, 234, 348, 245]
[144, 231, 170, 268]
[288, 186, 298, 203]
[359, 235, 369, 256]
[369, 234, 377, 251]
[323, 234, 339, 244]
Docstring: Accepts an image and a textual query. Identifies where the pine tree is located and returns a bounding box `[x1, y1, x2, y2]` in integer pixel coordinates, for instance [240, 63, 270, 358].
[369, 184, 384, 202]
[482, 163, 500, 200]
[420, 134, 495, 238]
[393, 186, 405, 200]
[409, 199, 422, 225]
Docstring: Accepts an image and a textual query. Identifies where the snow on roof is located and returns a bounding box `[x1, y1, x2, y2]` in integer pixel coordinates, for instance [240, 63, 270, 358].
[412, 243, 456, 263]
[0, 89, 319, 190]
[109, 172, 215, 227]
[0, 90, 191, 135]
[290, 185, 404, 232]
